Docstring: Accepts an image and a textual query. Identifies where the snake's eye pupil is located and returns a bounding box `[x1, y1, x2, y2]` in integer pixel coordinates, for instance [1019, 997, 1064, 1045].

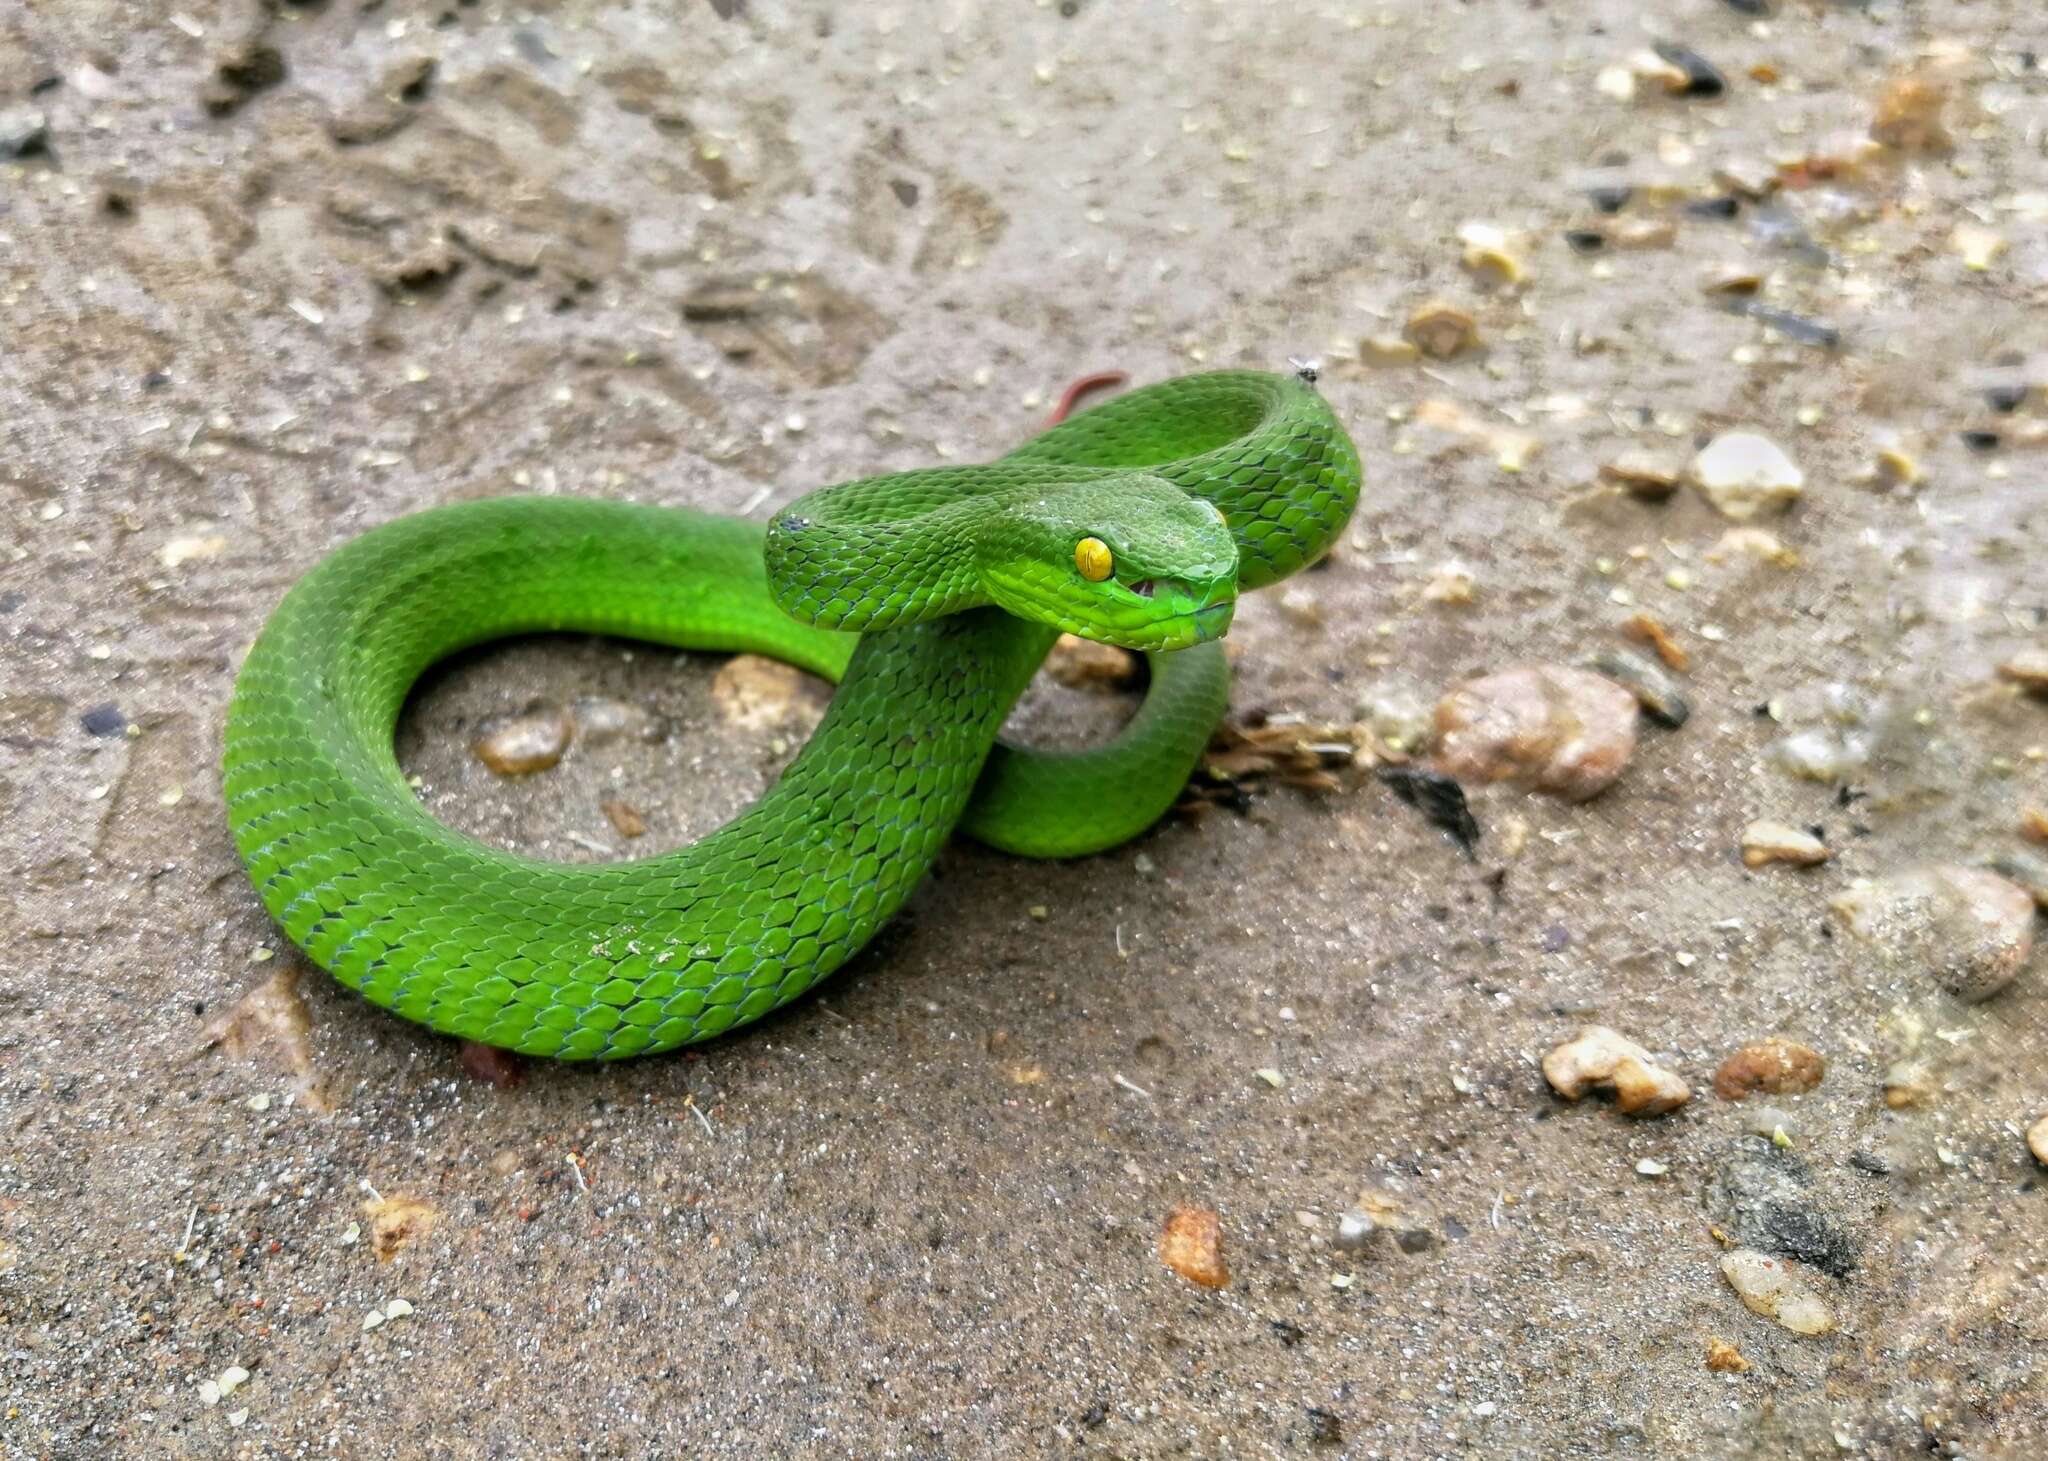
[1074, 537, 1113, 582]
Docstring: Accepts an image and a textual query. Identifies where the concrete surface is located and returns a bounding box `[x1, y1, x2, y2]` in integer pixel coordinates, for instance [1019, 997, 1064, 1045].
[3, 1, 2047, 1456]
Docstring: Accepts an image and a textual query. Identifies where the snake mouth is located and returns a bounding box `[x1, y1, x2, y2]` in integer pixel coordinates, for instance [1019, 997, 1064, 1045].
[1193, 599, 1235, 642]
[1132, 580, 1235, 650]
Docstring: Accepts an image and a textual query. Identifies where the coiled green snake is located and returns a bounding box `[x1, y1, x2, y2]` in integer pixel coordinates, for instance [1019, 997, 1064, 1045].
[222, 370, 1361, 1058]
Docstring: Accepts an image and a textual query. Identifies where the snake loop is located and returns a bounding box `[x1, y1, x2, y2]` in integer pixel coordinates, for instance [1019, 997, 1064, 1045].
[222, 370, 1361, 1057]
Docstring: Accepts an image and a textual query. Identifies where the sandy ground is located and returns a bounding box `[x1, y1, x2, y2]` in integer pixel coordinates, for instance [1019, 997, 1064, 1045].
[5, 1, 2048, 1456]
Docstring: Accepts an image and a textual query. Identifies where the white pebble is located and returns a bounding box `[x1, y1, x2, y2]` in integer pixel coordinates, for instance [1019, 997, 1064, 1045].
[1690, 433, 1804, 520]
[1719, 1249, 1835, 1335]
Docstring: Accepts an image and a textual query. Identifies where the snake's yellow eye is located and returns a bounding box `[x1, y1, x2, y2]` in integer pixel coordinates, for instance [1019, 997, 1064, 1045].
[1074, 537, 1113, 582]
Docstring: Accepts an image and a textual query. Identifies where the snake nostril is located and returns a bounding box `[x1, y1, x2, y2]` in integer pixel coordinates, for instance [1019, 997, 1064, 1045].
[1129, 579, 1155, 599]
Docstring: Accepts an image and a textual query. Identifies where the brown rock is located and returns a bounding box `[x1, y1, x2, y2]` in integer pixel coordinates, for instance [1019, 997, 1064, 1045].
[474, 704, 573, 775]
[601, 799, 648, 839]
[1999, 649, 2048, 694]
[1543, 1025, 1690, 1117]
[1705, 1338, 1751, 1374]
[1160, 1206, 1229, 1288]
[1044, 633, 1142, 690]
[1831, 866, 2035, 1002]
[1434, 664, 1639, 801]
[712, 654, 831, 732]
[1404, 301, 1480, 360]
[1713, 1039, 1825, 1101]
[1600, 451, 1683, 501]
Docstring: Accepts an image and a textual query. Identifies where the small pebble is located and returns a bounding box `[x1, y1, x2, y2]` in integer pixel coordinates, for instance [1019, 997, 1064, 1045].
[600, 799, 648, 839]
[711, 655, 828, 731]
[1276, 587, 1322, 626]
[1690, 433, 1804, 520]
[80, 703, 127, 738]
[1706, 528, 1798, 569]
[1420, 561, 1476, 605]
[2028, 1117, 2048, 1167]
[1599, 451, 1683, 501]
[1998, 649, 2048, 694]
[1581, 649, 1689, 729]
[1404, 301, 1480, 360]
[1651, 42, 1726, 99]
[1543, 1025, 1690, 1117]
[0, 106, 50, 159]
[1334, 1210, 1374, 1251]
[1713, 1038, 1824, 1100]
[1740, 821, 1828, 870]
[159, 532, 228, 568]
[1705, 1338, 1751, 1373]
[1044, 633, 1142, 690]
[1719, 1250, 1835, 1335]
[473, 704, 572, 775]
[1457, 222, 1526, 285]
[1700, 266, 1763, 297]
[1160, 1206, 1229, 1289]
[1359, 333, 1420, 367]
[570, 696, 666, 746]
[1767, 728, 1869, 785]
[1831, 866, 2035, 1003]
[1434, 664, 1639, 802]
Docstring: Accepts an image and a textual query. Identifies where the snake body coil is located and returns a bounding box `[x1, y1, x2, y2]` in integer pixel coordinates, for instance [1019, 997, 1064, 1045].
[223, 371, 1360, 1057]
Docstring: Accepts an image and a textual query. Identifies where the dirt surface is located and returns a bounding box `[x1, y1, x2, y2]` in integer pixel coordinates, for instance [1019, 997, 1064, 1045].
[5, 1, 2048, 1457]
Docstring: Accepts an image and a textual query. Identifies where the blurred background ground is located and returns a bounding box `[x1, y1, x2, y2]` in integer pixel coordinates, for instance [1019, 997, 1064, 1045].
[3, 1, 2048, 1456]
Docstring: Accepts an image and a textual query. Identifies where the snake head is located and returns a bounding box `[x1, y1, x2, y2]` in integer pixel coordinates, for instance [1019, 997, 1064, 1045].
[980, 473, 1238, 652]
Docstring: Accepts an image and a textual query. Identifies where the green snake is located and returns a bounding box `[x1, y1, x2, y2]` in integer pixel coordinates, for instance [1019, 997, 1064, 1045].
[223, 370, 1361, 1058]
